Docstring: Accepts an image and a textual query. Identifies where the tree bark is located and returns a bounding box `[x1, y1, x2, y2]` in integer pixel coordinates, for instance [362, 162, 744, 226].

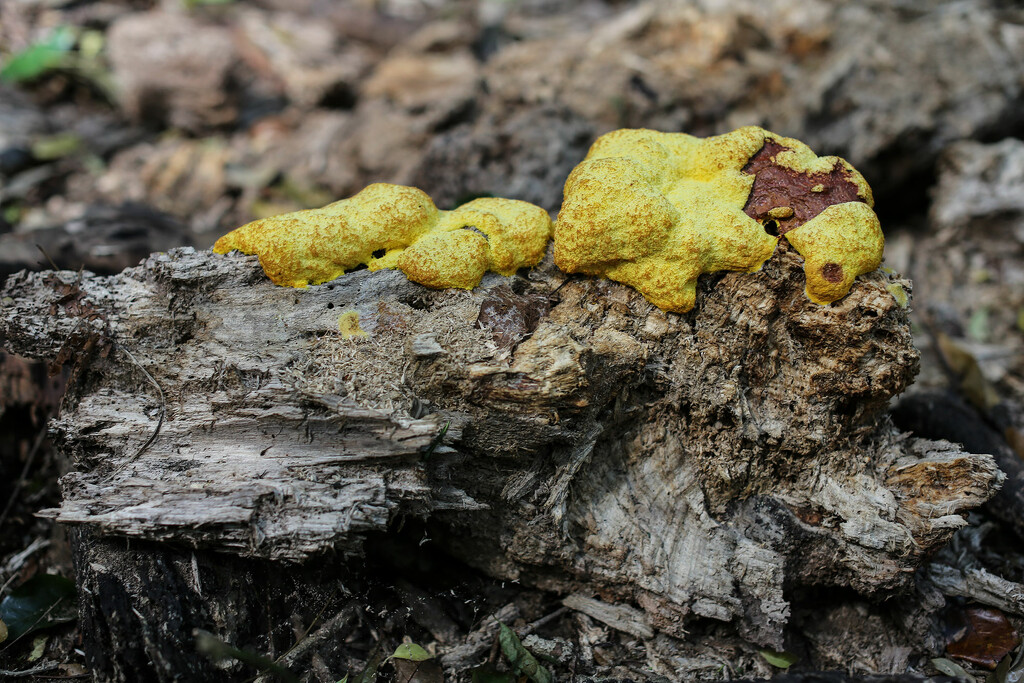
[0, 246, 1003, 680]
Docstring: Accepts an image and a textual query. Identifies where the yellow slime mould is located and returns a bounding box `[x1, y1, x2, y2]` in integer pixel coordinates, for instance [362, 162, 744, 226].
[554, 126, 883, 312]
[337, 311, 368, 339]
[214, 128, 884, 312]
[213, 183, 552, 290]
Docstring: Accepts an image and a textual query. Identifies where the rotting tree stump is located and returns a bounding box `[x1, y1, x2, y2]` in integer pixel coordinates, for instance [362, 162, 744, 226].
[0, 245, 1004, 681]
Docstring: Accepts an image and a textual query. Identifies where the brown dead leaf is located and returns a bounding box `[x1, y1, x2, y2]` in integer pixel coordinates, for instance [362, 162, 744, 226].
[935, 333, 1000, 412]
[1005, 426, 1024, 461]
[393, 657, 444, 683]
[946, 605, 1021, 669]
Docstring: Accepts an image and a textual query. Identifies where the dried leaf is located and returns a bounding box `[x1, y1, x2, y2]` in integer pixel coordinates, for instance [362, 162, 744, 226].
[936, 333, 1000, 411]
[947, 606, 1021, 670]
[0, 617, 7, 643]
[476, 285, 554, 347]
[393, 658, 444, 683]
[1004, 426, 1024, 460]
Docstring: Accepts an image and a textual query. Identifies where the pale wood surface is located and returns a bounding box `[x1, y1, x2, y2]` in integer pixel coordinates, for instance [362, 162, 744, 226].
[0, 245, 1003, 672]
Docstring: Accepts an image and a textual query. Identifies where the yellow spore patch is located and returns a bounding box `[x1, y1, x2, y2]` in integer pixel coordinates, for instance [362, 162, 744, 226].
[554, 127, 884, 312]
[887, 283, 909, 309]
[214, 184, 552, 290]
[337, 311, 368, 339]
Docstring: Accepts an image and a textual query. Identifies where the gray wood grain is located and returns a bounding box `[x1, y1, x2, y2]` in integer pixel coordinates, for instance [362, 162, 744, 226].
[0, 246, 1003, 654]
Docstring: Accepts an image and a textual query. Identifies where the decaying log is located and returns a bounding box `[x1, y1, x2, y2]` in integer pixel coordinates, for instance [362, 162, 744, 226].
[0, 245, 1004, 679]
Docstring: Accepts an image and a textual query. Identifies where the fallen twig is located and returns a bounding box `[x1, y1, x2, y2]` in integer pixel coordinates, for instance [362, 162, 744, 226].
[0, 662, 61, 677]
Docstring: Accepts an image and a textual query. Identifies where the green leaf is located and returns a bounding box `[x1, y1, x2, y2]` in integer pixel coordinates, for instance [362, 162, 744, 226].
[994, 644, 1024, 683]
[967, 307, 990, 342]
[31, 132, 83, 161]
[0, 574, 77, 642]
[498, 623, 552, 683]
[422, 420, 451, 460]
[336, 677, 349, 683]
[350, 644, 385, 683]
[1, 26, 76, 83]
[2, 204, 21, 225]
[78, 30, 105, 60]
[932, 657, 976, 682]
[389, 642, 432, 662]
[194, 629, 298, 682]
[28, 634, 48, 662]
[759, 649, 799, 669]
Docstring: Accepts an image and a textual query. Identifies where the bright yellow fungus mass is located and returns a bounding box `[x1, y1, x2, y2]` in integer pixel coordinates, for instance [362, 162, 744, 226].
[554, 126, 883, 312]
[214, 127, 884, 312]
[213, 183, 553, 289]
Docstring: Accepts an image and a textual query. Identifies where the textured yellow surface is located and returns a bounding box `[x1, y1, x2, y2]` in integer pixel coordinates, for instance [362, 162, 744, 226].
[213, 184, 552, 289]
[215, 128, 883, 312]
[337, 311, 368, 339]
[554, 126, 884, 312]
[783, 202, 883, 305]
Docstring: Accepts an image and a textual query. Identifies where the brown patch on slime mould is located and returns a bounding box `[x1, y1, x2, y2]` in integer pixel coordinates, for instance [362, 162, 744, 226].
[821, 263, 844, 283]
[742, 139, 864, 234]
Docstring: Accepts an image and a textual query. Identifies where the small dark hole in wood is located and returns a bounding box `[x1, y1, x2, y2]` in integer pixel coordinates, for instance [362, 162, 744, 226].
[404, 294, 431, 310]
[372, 249, 386, 259]
[327, 303, 334, 309]
[763, 220, 779, 237]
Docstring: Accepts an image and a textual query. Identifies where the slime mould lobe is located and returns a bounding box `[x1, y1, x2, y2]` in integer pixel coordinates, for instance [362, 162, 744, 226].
[213, 183, 553, 291]
[553, 127, 885, 312]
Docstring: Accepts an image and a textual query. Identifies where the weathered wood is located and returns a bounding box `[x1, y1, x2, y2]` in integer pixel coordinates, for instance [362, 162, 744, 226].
[67, 526, 365, 682]
[0, 245, 1004, 680]
[562, 594, 653, 640]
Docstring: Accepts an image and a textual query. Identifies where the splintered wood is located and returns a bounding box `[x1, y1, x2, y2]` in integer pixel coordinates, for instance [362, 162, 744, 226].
[0, 246, 1003, 648]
